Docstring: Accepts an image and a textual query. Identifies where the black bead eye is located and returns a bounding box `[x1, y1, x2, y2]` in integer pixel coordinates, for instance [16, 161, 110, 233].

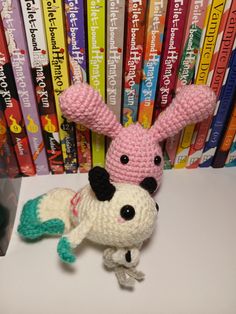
[120, 205, 135, 221]
[154, 155, 162, 165]
[120, 155, 129, 164]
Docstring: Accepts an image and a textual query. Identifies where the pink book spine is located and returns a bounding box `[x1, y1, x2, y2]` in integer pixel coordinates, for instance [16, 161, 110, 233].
[154, 0, 190, 118]
[187, 0, 235, 168]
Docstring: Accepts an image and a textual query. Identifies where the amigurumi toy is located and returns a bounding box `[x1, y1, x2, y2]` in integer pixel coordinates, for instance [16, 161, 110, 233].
[18, 167, 158, 288]
[59, 83, 216, 194]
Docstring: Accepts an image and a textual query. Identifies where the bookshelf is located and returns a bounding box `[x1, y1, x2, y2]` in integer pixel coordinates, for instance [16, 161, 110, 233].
[0, 168, 236, 313]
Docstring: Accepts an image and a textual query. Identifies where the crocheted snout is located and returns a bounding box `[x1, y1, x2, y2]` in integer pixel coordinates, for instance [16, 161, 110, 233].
[105, 124, 163, 194]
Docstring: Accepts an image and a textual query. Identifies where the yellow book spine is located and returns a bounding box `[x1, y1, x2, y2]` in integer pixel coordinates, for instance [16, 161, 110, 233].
[195, 0, 227, 84]
[174, 0, 226, 169]
[42, 0, 78, 173]
[87, 0, 105, 167]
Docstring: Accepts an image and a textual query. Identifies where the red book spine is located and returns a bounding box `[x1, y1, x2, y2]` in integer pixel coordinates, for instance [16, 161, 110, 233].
[154, 0, 190, 117]
[0, 110, 20, 178]
[0, 18, 35, 176]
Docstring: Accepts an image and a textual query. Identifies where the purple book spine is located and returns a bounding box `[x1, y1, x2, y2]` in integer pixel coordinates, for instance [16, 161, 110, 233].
[65, 0, 87, 82]
[0, 0, 49, 175]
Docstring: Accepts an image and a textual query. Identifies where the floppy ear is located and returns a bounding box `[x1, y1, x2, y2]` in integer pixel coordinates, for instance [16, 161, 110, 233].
[88, 167, 116, 201]
[149, 85, 216, 142]
[59, 82, 122, 139]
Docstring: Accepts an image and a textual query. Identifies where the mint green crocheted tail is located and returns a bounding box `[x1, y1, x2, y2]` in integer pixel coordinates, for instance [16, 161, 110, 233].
[18, 195, 65, 240]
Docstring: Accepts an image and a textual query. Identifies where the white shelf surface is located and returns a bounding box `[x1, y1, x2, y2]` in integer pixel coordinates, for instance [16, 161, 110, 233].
[0, 168, 236, 314]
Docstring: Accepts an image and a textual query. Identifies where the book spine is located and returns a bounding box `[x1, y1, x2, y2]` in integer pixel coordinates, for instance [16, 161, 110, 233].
[20, 0, 64, 175]
[0, 111, 7, 177]
[212, 97, 236, 167]
[87, 0, 105, 167]
[225, 132, 236, 166]
[107, 0, 125, 122]
[154, 0, 190, 117]
[0, 0, 49, 175]
[207, 0, 233, 86]
[155, 0, 189, 169]
[0, 18, 35, 176]
[64, 0, 92, 173]
[187, 0, 231, 168]
[138, 0, 168, 129]
[172, 0, 209, 169]
[122, 0, 147, 126]
[42, 0, 78, 173]
[0, 111, 20, 178]
[200, 46, 236, 167]
[195, 0, 227, 85]
[210, 1, 236, 95]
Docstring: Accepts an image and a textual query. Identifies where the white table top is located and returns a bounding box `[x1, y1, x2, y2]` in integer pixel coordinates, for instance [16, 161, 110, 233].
[1, 168, 236, 314]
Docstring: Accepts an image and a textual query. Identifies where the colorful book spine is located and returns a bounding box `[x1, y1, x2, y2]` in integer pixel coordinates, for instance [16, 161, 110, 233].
[122, 0, 147, 126]
[64, 0, 92, 173]
[154, 0, 190, 118]
[20, 0, 64, 175]
[212, 97, 236, 167]
[138, 0, 168, 129]
[188, 2, 236, 168]
[194, 0, 227, 85]
[42, 0, 78, 173]
[172, 0, 209, 169]
[0, 18, 35, 176]
[107, 0, 125, 122]
[154, 0, 190, 169]
[207, 0, 233, 86]
[0, 0, 49, 175]
[87, 0, 105, 167]
[0, 111, 20, 178]
[200, 46, 236, 167]
[225, 132, 236, 166]
[0, 111, 7, 177]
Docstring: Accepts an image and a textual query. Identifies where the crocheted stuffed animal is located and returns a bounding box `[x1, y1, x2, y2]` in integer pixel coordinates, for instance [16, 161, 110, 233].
[18, 167, 158, 288]
[59, 83, 216, 194]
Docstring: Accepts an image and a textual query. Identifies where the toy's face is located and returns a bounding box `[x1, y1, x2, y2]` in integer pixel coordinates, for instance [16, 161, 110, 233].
[105, 124, 164, 194]
[87, 183, 158, 248]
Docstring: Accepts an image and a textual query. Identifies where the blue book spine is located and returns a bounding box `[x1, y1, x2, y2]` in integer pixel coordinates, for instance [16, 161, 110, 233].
[199, 47, 236, 167]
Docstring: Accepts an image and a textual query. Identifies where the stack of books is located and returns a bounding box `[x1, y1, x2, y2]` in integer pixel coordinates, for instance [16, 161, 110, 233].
[0, 0, 235, 178]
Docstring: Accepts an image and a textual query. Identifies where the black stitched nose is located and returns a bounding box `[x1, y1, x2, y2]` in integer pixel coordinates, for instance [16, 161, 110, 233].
[125, 250, 131, 263]
[140, 177, 158, 194]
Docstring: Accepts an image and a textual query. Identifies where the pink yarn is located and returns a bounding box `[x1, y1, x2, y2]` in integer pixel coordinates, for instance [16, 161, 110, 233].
[59, 83, 122, 139]
[59, 82, 216, 191]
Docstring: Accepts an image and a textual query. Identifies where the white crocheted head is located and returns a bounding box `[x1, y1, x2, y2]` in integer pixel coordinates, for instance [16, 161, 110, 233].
[70, 181, 157, 249]
[57, 167, 158, 263]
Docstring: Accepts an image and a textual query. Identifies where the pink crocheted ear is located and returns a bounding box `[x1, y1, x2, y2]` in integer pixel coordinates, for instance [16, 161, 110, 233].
[59, 82, 122, 139]
[149, 85, 216, 141]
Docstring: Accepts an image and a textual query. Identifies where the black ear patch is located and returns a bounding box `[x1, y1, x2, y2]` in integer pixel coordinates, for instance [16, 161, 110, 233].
[88, 166, 116, 201]
[140, 177, 158, 194]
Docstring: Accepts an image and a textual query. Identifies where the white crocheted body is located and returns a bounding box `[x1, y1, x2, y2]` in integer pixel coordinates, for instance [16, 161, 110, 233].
[38, 188, 76, 233]
[36, 183, 157, 250]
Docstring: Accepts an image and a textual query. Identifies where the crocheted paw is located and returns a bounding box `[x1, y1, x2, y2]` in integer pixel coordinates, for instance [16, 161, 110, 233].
[57, 237, 76, 264]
